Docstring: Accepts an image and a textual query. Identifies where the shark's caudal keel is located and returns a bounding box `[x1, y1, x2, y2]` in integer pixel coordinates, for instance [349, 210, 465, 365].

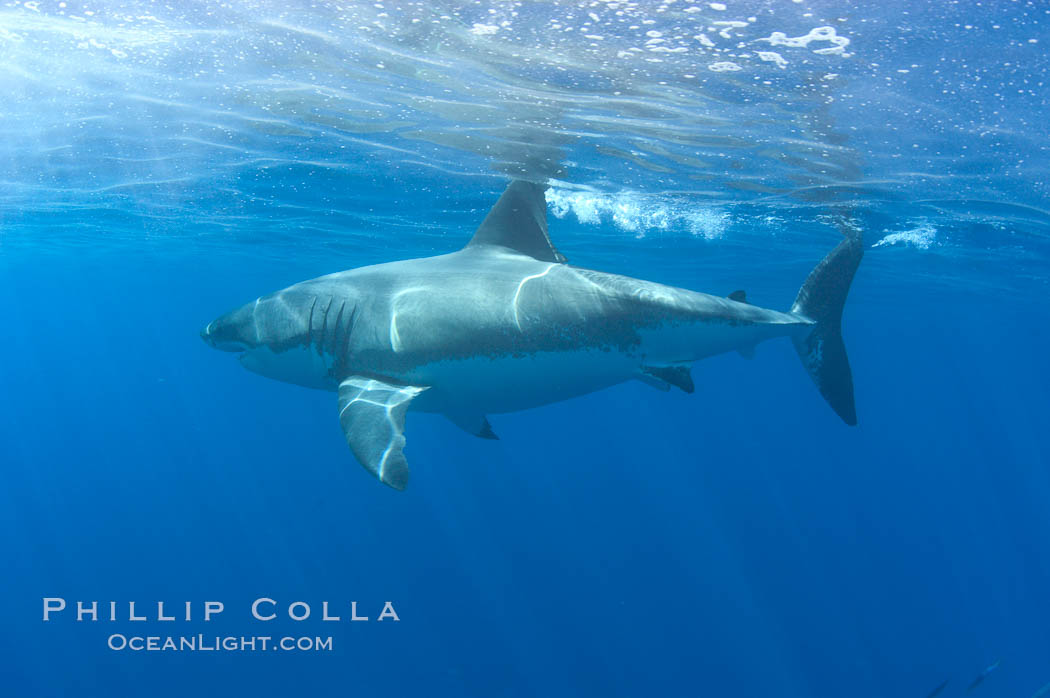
[202, 180, 863, 490]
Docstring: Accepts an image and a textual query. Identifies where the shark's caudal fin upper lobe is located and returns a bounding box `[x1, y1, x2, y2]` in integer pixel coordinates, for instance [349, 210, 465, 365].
[790, 231, 864, 426]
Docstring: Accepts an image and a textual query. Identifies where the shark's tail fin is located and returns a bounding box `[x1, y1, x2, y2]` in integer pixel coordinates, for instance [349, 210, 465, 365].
[790, 232, 864, 426]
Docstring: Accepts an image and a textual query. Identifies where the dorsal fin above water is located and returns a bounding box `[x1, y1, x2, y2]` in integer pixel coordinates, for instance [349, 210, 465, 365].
[728, 289, 748, 303]
[466, 180, 567, 263]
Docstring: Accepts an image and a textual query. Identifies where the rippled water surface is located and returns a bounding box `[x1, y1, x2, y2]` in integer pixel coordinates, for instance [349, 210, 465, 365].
[2, 0, 1048, 286]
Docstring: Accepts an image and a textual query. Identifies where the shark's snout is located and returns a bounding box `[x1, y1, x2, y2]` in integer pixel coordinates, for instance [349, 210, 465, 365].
[200, 311, 253, 353]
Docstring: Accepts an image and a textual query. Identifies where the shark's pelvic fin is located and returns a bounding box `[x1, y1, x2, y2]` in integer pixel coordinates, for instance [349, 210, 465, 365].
[466, 180, 567, 263]
[337, 377, 427, 490]
[446, 413, 499, 440]
[636, 373, 671, 392]
[640, 364, 695, 394]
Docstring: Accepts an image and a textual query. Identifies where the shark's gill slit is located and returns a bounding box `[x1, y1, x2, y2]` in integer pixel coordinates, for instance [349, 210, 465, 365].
[306, 296, 318, 349]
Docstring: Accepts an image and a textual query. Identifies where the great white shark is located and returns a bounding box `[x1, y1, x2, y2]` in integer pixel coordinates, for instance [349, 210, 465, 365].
[202, 181, 863, 490]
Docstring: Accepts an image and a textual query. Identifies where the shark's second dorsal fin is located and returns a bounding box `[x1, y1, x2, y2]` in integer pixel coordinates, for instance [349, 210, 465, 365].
[466, 180, 567, 263]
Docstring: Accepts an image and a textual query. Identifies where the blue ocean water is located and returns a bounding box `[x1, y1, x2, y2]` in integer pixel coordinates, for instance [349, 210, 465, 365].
[2, 1, 1049, 696]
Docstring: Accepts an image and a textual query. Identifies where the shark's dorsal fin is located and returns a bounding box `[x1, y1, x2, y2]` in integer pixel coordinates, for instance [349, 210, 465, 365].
[466, 180, 567, 263]
[728, 289, 748, 303]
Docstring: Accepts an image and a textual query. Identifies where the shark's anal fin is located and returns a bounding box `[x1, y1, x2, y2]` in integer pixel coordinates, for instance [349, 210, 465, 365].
[728, 289, 748, 303]
[640, 364, 695, 394]
[337, 377, 427, 491]
[466, 180, 567, 263]
[446, 413, 499, 440]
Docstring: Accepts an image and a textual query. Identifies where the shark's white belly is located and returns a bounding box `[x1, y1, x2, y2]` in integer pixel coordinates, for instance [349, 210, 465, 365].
[402, 320, 789, 414]
[239, 344, 333, 390]
[404, 348, 640, 415]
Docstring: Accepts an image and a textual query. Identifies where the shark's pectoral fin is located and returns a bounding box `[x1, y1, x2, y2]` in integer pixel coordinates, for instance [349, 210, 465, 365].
[737, 345, 756, 360]
[445, 413, 499, 440]
[337, 377, 427, 491]
[639, 364, 695, 394]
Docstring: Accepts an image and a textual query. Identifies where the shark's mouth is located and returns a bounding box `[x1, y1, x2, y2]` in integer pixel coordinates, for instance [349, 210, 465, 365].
[200, 322, 249, 353]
